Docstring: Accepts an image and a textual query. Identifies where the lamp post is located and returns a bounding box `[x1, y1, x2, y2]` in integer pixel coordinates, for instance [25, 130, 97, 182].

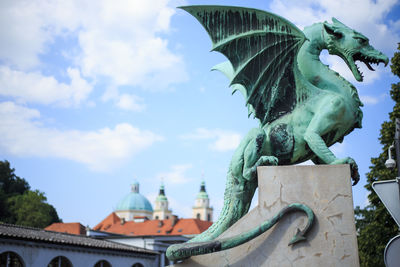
[395, 118, 400, 194]
[385, 118, 400, 197]
[376, 118, 400, 266]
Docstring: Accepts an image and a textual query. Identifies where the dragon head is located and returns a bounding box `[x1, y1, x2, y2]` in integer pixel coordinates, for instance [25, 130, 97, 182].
[323, 18, 388, 82]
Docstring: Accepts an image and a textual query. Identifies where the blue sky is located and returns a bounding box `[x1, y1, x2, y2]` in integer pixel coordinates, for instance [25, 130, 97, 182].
[1, 0, 400, 227]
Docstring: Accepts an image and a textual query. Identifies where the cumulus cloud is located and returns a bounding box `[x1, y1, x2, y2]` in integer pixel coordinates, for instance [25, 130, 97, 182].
[331, 142, 346, 157]
[181, 128, 242, 152]
[360, 94, 387, 105]
[0, 101, 163, 171]
[0, 0, 80, 69]
[156, 164, 193, 184]
[166, 195, 192, 217]
[0, 67, 92, 106]
[116, 94, 146, 112]
[0, 0, 187, 90]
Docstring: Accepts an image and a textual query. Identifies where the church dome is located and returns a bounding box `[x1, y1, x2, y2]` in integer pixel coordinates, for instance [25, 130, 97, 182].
[115, 182, 153, 212]
[156, 183, 168, 202]
[196, 181, 209, 199]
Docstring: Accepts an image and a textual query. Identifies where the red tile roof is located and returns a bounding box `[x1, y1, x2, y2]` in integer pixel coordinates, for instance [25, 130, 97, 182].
[45, 222, 86, 235]
[93, 212, 121, 231]
[93, 213, 212, 236]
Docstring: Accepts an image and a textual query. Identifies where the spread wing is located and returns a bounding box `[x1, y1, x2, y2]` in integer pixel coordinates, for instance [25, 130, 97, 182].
[180, 5, 309, 125]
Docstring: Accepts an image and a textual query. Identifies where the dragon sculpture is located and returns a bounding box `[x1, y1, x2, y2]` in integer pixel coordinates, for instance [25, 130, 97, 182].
[166, 5, 389, 261]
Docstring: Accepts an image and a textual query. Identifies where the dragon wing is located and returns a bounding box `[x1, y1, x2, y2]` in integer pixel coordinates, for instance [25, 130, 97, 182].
[181, 5, 309, 125]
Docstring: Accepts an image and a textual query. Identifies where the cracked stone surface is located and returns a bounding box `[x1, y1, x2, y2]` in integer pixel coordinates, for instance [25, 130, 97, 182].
[171, 165, 359, 267]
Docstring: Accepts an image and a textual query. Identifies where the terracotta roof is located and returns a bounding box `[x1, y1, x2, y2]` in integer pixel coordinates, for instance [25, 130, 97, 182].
[93, 212, 121, 231]
[0, 223, 157, 255]
[45, 222, 86, 235]
[94, 213, 212, 236]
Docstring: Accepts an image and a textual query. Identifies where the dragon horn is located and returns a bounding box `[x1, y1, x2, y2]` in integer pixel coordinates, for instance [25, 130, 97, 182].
[332, 17, 346, 27]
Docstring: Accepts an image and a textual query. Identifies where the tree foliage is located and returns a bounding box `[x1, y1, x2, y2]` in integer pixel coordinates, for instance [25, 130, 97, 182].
[0, 160, 61, 228]
[355, 44, 400, 267]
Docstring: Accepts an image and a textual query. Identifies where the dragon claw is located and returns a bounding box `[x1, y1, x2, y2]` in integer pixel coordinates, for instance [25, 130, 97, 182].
[331, 157, 360, 186]
[258, 156, 278, 166]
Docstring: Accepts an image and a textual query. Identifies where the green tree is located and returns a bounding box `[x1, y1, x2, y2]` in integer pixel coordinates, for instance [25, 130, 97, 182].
[0, 160, 61, 227]
[355, 44, 400, 266]
[7, 190, 61, 228]
[0, 160, 30, 223]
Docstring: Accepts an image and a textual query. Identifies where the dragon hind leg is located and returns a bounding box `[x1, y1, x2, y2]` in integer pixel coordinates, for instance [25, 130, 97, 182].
[190, 128, 277, 243]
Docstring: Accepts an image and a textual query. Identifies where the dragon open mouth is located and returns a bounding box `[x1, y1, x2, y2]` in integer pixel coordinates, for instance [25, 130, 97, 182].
[348, 52, 388, 82]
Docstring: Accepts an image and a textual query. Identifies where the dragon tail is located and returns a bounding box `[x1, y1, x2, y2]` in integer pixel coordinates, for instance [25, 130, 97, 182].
[166, 203, 314, 261]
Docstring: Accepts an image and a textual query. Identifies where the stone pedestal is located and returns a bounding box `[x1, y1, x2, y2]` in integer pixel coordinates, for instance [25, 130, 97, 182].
[171, 165, 359, 266]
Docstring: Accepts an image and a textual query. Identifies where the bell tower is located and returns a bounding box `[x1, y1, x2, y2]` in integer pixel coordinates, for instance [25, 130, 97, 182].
[192, 180, 213, 221]
[153, 182, 172, 220]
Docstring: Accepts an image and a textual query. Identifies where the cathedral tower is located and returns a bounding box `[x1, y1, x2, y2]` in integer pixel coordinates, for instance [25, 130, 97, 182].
[192, 180, 213, 221]
[153, 182, 172, 220]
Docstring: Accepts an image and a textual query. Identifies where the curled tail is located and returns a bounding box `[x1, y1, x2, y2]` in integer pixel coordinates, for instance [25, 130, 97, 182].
[166, 203, 314, 261]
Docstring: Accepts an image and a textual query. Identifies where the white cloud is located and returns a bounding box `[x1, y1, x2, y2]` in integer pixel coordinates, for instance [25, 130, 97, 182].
[331, 142, 346, 157]
[298, 160, 313, 166]
[0, 66, 92, 106]
[156, 164, 193, 184]
[0, 101, 163, 171]
[116, 94, 146, 112]
[167, 196, 192, 218]
[360, 94, 386, 105]
[0, 0, 188, 90]
[0, 0, 80, 69]
[181, 128, 242, 152]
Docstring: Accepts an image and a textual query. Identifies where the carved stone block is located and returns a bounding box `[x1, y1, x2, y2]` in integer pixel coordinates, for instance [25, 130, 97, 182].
[171, 165, 359, 266]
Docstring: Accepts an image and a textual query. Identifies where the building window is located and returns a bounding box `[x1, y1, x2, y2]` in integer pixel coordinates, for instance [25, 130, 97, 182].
[94, 260, 111, 267]
[196, 213, 200, 219]
[207, 213, 211, 222]
[0, 251, 24, 267]
[48, 256, 72, 267]
[132, 263, 144, 267]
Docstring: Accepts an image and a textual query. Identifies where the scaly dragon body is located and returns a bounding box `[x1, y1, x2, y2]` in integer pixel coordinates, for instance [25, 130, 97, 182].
[167, 6, 388, 261]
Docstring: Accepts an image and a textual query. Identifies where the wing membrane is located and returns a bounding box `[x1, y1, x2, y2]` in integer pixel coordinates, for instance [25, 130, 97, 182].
[181, 5, 308, 124]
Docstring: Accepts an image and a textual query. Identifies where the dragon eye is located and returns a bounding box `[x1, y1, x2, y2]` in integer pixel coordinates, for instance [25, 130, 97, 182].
[355, 37, 368, 44]
[333, 31, 343, 39]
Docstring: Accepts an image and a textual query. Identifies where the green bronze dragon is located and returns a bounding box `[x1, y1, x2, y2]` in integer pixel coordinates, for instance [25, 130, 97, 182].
[166, 5, 389, 261]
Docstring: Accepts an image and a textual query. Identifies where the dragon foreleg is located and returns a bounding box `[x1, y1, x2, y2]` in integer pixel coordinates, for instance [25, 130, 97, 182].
[304, 97, 360, 185]
[166, 203, 315, 261]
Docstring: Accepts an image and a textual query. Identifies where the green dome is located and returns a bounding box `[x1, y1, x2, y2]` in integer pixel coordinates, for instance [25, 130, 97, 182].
[156, 195, 168, 201]
[197, 181, 209, 199]
[115, 182, 153, 212]
[197, 191, 209, 199]
[156, 183, 168, 202]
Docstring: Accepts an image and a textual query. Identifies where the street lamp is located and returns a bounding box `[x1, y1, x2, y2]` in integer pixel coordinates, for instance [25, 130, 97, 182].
[385, 143, 396, 169]
[374, 118, 400, 267]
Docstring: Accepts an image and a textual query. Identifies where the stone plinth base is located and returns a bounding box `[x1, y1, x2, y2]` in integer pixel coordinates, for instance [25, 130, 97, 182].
[171, 165, 359, 266]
